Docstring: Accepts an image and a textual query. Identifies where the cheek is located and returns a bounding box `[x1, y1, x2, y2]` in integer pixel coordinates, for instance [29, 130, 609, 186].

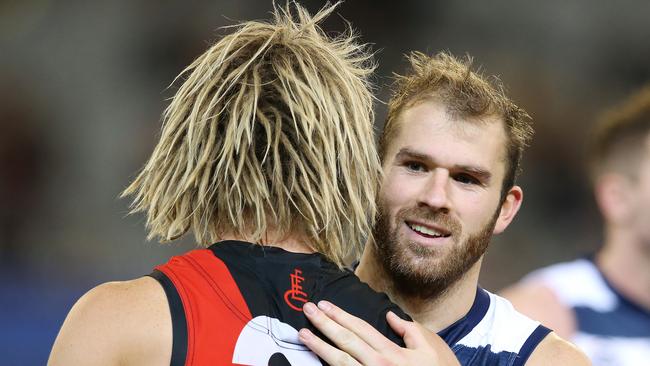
[380, 173, 414, 207]
[452, 189, 500, 228]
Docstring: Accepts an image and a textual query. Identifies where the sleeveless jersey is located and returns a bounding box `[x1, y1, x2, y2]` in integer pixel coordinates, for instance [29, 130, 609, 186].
[149, 240, 409, 366]
[440, 288, 551, 365]
[523, 258, 650, 365]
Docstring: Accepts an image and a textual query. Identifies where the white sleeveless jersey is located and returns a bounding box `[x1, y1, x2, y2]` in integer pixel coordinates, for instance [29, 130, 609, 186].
[440, 288, 551, 365]
[524, 258, 650, 365]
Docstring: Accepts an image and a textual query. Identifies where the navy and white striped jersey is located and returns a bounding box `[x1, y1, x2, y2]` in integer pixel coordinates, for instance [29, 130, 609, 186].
[524, 258, 650, 365]
[439, 288, 551, 366]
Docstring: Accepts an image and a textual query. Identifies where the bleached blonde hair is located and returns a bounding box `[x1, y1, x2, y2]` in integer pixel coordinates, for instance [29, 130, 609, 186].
[122, 2, 380, 266]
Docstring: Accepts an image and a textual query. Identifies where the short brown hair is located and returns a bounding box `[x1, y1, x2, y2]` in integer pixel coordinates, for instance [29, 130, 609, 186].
[590, 85, 650, 180]
[379, 51, 533, 195]
[121, 3, 381, 266]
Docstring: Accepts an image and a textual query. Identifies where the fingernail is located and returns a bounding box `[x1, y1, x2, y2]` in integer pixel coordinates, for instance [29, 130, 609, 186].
[303, 302, 317, 315]
[299, 328, 313, 340]
[317, 300, 332, 312]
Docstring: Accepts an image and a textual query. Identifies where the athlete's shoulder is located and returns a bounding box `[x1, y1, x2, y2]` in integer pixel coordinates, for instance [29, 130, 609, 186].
[464, 290, 550, 353]
[48, 277, 171, 366]
[479, 290, 546, 337]
[499, 259, 600, 338]
[525, 332, 591, 365]
[523, 259, 601, 293]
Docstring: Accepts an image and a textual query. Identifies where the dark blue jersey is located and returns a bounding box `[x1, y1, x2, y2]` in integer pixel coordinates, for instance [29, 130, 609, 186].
[439, 288, 551, 366]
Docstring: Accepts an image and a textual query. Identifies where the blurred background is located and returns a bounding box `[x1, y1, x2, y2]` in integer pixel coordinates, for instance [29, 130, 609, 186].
[1, 0, 649, 363]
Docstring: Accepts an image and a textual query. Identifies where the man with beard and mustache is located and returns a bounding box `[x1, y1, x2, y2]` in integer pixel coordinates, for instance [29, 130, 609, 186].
[298, 51, 590, 365]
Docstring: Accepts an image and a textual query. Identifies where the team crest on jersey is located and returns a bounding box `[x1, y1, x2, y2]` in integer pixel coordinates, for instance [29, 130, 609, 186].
[284, 268, 308, 311]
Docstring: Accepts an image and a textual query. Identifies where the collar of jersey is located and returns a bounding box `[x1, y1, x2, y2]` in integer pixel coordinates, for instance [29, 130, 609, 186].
[437, 287, 491, 345]
[209, 240, 332, 265]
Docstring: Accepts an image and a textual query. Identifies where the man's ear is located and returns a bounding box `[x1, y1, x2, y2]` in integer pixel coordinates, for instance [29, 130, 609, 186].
[493, 185, 523, 235]
[594, 173, 631, 224]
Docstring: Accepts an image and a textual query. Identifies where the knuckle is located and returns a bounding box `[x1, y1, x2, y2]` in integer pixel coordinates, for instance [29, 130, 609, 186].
[376, 358, 391, 366]
[335, 329, 356, 348]
[376, 356, 398, 366]
[336, 353, 357, 366]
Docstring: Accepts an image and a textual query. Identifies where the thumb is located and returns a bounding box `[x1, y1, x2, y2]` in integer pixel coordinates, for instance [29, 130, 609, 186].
[386, 311, 429, 349]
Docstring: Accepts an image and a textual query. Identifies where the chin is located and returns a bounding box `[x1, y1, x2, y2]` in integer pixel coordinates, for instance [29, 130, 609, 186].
[401, 249, 447, 271]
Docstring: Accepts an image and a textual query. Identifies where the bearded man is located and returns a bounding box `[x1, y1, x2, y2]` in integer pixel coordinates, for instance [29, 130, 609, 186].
[298, 51, 591, 366]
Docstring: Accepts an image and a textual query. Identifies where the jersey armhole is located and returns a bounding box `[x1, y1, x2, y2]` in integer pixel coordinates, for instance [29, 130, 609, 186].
[149, 270, 188, 366]
[512, 325, 552, 366]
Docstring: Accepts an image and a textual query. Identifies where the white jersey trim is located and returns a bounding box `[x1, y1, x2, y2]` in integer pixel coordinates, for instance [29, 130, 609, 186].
[457, 291, 543, 354]
[523, 258, 617, 312]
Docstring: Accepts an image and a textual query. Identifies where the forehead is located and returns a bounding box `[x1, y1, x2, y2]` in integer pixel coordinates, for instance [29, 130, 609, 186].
[388, 101, 507, 169]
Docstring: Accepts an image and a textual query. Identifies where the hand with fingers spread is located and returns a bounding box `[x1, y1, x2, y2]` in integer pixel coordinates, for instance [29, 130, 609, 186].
[299, 301, 460, 366]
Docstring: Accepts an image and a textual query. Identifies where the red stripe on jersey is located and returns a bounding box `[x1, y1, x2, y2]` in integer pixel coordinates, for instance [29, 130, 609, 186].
[156, 249, 253, 365]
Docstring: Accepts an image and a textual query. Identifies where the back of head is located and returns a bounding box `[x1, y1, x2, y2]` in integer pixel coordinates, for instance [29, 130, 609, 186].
[122, 2, 381, 266]
[379, 51, 533, 196]
[590, 85, 650, 181]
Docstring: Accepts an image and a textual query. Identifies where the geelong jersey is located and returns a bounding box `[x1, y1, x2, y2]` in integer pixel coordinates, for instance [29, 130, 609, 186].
[523, 258, 650, 365]
[440, 288, 551, 366]
[149, 240, 409, 366]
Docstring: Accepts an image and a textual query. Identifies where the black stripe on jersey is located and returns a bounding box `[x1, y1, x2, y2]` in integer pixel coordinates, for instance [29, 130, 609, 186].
[513, 324, 552, 366]
[438, 287, 490, 345]
[149, 270, 188, 366]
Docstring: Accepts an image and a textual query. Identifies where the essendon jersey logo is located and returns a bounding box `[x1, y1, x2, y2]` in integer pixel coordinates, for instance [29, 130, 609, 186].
[283, 268, 308, 311]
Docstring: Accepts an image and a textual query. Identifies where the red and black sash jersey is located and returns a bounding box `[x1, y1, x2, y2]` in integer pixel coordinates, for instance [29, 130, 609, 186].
[149, 240, 409, 366]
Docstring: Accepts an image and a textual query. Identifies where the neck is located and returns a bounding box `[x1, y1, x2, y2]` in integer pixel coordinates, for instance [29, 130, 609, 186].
[597, 225, 650, 310]
[356, 243, 481, 332]
[220, 231, 316, 254]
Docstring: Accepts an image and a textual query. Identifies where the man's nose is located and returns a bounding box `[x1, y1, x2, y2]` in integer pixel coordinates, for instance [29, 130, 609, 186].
[417, 168, 451, 212]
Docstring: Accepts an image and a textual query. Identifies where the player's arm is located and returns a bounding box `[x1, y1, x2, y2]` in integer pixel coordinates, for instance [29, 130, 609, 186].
[526, 332, 591, 365]
[48, 276, 172, 366]
[499, 282, 576, 339]
[300, 301, 460, 366]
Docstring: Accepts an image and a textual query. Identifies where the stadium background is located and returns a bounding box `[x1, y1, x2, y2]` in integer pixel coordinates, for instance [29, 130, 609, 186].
[2, 0, 649, 363]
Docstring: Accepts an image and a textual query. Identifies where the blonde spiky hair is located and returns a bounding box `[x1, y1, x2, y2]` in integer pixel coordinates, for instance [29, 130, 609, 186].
[121, 2, 381, 266]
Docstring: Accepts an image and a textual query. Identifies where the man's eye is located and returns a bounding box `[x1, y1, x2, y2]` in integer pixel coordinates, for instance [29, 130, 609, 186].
[405, 161, 426, 172]
[454, 173, 480, 185]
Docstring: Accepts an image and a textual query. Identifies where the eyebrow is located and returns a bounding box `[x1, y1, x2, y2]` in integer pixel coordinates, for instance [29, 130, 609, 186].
[394, 148, 493, 182]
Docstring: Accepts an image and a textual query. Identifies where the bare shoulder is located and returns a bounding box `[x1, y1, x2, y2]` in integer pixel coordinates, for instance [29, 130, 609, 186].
[500, 281, 576, 338]
[48, 277, 172, 366]
[526, 332, 591, 366]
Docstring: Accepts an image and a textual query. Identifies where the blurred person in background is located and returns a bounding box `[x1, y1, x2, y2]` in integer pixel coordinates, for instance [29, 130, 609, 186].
[299, 51, 590, 365]
[0, 84, 47, 268]
[501, 86, 650, 365]
[48, 3, 459, 365]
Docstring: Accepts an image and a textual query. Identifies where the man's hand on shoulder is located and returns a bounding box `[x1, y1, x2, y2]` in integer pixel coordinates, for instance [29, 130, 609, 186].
[48, 277, 171, 366]
[299, 300, 460, 366]
[526, 332, 591, 366]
